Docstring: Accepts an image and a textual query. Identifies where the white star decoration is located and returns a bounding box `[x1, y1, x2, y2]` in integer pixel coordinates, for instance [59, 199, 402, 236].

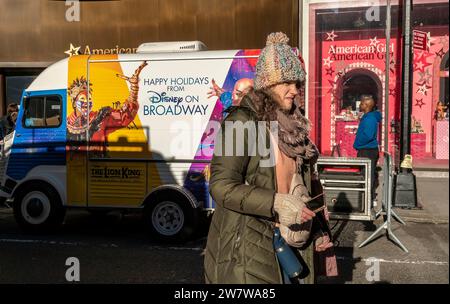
[370, 37, 380, 47]
[326, 30, 338, 41]
[417, 83, 430, 95]
[418, 70, 432, 84]
[323, 56, 333, 67]
[64, 43, 81, 57]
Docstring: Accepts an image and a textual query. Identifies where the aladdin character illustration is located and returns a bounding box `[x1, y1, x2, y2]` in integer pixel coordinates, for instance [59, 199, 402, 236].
[67, 61, 148, 151]
[207, 78, 254, 109]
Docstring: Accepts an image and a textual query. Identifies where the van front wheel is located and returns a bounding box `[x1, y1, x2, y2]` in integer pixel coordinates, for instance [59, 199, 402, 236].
[144, 198, 198, 242]
[13, 183, 65, 232]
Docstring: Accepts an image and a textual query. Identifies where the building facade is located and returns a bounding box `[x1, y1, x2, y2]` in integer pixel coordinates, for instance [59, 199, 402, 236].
[0, 0, 299, 112]
[1, 0, 448, 163]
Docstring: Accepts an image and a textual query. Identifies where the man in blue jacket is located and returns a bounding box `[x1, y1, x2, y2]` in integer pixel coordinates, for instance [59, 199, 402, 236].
[353, 95, 382, 206]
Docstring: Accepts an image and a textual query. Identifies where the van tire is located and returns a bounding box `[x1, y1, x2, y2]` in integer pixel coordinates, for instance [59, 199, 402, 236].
[144, 194, 198, 242]
[13, 182, 65, 232]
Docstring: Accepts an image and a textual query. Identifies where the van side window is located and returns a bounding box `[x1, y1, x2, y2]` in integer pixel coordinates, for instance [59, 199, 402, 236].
[23, 95, 62, 128]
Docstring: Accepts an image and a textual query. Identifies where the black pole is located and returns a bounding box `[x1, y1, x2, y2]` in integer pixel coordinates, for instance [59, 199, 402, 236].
[399, 0, 413, 161]
[384, 0, 391, 153]
[395, 0, 418, 209]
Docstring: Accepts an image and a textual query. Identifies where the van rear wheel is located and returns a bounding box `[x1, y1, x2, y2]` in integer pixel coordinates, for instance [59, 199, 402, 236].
[13, 183, 65, 232]
[144, 196, 198, 242]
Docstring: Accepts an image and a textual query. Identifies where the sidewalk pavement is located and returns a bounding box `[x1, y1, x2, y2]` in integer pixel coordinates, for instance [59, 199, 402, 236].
[388, 157, 449, 223]
[321, 172, 449, 284]
[393, 176, 449, 224]
[375, 171, 448, 224]
[413, 158, 449, 173]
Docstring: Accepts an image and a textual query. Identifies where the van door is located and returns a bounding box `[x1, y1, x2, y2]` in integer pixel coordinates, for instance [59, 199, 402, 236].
[85, 57, 149, 208]
[7, 90, 66, 190]
[66, 146, 87, 207]
[66, 55, 90, 207]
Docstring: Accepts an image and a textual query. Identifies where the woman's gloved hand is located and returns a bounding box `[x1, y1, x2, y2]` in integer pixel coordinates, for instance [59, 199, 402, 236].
[279, 222, 312, 247]
[274, 193, 316, 228]
[314, 234, 334, 252]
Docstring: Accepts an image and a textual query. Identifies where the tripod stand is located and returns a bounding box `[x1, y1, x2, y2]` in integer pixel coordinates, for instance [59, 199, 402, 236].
[358, 152, 408, 252]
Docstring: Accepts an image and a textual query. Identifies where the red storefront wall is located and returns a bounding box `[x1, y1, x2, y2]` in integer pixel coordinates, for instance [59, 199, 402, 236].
[317, 34, 402, 157]
[306, 8, 448, 162]
[411, 28, 449, 160]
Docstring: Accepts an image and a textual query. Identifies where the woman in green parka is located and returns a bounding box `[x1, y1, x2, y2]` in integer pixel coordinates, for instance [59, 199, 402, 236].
[204, 32, 337, 284]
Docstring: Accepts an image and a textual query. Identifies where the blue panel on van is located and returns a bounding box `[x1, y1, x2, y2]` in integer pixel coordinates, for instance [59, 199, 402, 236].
[6, 89, 67, 181]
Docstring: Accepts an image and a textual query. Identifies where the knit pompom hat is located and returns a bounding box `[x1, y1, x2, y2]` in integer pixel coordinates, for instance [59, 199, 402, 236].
[254, 32, 306, 90]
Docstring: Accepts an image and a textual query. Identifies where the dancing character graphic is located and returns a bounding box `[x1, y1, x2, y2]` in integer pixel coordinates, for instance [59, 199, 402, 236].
[67, 61, 148, 151]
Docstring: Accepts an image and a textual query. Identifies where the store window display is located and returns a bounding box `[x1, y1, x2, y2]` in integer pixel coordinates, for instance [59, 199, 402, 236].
[303, 0, 448, 164]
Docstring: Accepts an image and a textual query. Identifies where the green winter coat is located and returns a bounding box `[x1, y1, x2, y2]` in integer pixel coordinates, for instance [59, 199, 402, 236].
[204, 95, 316, 284]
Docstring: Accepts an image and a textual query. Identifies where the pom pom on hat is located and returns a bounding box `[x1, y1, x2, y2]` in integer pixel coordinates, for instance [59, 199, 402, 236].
[266, 32, 290, 46]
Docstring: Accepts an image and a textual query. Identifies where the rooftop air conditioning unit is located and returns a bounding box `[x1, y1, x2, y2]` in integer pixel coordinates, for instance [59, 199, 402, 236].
[136, 41, 208, 53]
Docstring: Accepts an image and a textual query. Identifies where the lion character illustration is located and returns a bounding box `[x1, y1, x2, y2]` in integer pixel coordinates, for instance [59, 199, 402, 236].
[67, 61, 148, 152]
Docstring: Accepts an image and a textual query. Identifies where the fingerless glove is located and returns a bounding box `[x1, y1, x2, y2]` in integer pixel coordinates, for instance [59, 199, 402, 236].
[273, 193, 306, 227]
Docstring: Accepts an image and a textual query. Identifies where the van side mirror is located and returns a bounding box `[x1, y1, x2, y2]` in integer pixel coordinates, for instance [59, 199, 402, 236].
[22, 96, 29, 108]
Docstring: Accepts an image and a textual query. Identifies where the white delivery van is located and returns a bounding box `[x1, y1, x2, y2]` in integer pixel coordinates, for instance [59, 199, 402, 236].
[0, 41, 269, 240]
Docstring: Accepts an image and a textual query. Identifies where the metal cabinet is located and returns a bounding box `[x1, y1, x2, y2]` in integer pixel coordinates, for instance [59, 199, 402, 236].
[317, 157, 374, 221]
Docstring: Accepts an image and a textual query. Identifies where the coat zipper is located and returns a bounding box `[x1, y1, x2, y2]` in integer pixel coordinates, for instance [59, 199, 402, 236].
[266, 122, 278, 193]
[267, 123, 285, 283]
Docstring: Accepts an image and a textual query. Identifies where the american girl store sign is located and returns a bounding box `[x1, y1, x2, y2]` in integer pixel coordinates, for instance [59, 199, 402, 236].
[320, 33, 400, 157]
[328, 40, 395, 61]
